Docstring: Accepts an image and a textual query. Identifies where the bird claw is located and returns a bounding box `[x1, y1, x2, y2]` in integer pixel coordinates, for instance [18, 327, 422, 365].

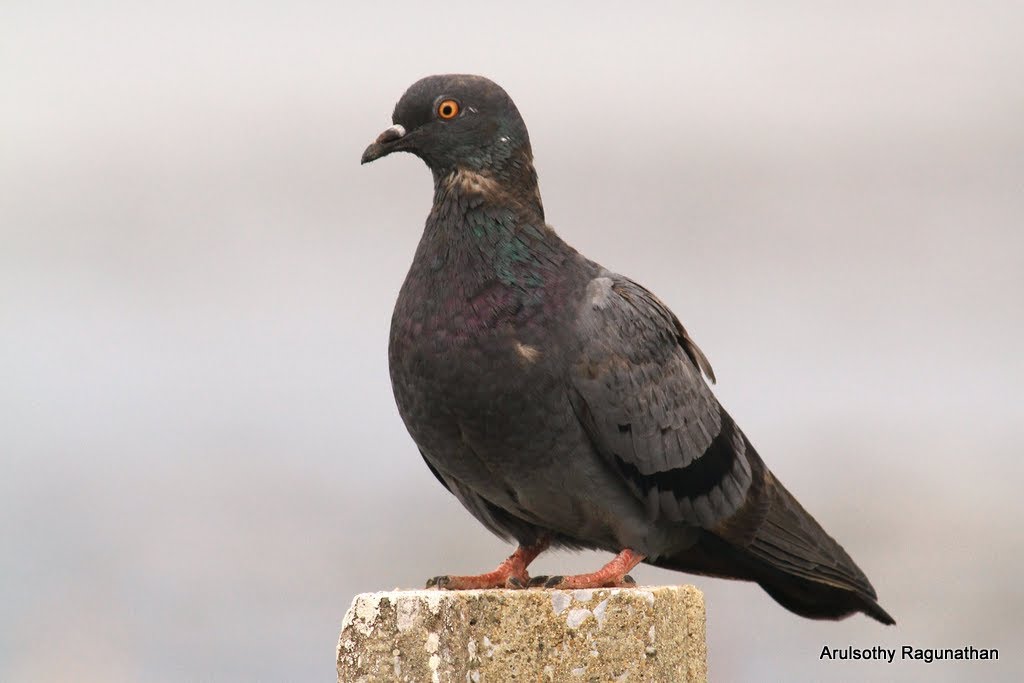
[434, 565, 638, 589]
[527, 575, 565, 588]
[530, 573, 636, 589]
[425, 575, 451, 589]
[423, 541, 549, 590]
[526, 549, 645, 588]
[425, 572, 529, 590]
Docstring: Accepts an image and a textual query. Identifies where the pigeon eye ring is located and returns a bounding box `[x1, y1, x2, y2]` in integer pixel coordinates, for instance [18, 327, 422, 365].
[436, 98, 460, 120]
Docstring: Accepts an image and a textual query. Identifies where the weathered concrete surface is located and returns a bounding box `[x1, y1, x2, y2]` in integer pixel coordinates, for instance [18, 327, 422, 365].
[338, 585, 706, 682]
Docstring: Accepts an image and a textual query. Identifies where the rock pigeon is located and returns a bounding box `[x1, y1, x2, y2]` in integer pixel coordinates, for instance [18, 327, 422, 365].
[361, 74, 894, 624]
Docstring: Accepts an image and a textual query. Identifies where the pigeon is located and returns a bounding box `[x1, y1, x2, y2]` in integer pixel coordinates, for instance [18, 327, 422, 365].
[361, 74, 894, 624]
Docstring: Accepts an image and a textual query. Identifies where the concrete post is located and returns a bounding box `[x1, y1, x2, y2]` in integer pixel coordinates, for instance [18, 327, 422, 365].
[338, 585, 707, 682]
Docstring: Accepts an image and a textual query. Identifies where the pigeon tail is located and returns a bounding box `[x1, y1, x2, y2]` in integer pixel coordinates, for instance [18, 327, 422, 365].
[650, 446, 895, 625]
[651, 531, 895, 624]
[743, 461, 895, 624]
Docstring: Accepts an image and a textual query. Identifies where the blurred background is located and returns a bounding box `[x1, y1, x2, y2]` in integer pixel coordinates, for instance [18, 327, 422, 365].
[2, 1, 1022, 681]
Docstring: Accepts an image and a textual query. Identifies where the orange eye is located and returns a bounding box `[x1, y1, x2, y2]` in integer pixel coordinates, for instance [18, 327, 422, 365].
[437, 99, 460, 120]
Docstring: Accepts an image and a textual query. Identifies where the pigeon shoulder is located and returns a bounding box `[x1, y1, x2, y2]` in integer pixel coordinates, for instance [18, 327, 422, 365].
[575, 270, 716, 384]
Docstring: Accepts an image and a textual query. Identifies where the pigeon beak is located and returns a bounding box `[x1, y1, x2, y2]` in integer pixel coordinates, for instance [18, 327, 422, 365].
[361, 124, 408, 164]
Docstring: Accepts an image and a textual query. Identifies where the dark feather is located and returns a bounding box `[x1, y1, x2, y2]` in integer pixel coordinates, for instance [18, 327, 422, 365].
[570, 272, 893, 623]
[373, 73, 893, 624]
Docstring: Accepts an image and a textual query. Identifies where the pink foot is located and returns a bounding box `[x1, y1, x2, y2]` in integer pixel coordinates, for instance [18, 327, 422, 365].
[528, 549, 645, 589]
[426, 539, 549, 590]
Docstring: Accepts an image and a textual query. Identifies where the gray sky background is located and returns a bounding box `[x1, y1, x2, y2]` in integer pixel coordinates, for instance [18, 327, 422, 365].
[2, 1, 1022, 681]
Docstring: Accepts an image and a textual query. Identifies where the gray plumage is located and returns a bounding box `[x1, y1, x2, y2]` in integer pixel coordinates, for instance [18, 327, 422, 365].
[362, 74, 894, 624]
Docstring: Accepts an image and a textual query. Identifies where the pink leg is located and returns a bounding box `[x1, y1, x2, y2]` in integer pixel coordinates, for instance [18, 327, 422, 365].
[530, 549, 646, 589]
[426, 538, 550, 589]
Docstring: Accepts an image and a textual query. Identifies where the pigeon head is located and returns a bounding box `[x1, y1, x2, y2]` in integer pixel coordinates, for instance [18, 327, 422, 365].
[361, 74, 532, 178]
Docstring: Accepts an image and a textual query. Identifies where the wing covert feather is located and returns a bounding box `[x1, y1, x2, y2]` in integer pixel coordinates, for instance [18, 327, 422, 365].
[570, 275, 751, 527]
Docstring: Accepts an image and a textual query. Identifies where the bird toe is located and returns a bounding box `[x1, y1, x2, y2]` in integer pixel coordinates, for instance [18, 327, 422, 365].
[425, 575, 451, 589]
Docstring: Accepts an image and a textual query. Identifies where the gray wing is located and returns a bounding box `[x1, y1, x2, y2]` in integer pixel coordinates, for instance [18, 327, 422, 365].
[570, 275, 893, 622]
[569, 274, 754, 528]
